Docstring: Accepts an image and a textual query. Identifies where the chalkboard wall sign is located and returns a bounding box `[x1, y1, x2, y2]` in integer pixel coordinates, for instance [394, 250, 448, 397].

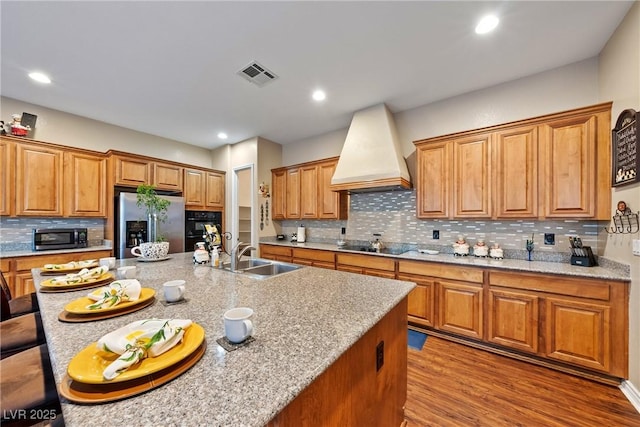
[612, 108, 639, 187]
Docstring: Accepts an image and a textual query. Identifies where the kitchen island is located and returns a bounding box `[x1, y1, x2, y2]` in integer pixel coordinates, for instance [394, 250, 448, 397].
[32, 252, 415, 426]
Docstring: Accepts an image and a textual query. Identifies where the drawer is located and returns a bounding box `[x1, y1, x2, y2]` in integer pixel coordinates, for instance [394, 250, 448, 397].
[0, 258, 11, 272]
[292, 248, 335, 263]
[336, 253, 395, 272]
[260, 245, 293, 257]
[398, 260, 483, 284]
[489, 271, 610, 301]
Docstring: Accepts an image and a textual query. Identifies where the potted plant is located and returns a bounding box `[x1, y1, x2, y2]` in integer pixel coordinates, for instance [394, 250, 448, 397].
[133, 184, 171, 259]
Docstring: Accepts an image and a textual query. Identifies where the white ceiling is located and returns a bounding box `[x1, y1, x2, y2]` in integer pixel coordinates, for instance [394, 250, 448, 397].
[0, 1, 633, 149]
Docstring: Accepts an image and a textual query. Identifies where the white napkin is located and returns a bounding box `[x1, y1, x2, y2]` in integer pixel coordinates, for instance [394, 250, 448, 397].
[48, 265, 109, 286]
[86, 279, 142, 310]
[43, 259, 96, 270]
[96, 318, 192, 380]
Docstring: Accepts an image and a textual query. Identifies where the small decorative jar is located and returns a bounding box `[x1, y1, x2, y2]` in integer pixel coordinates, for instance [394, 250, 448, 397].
[453, 235, 469, 256]
[473, 239, 489, 257]
[489, 243, 504, 259]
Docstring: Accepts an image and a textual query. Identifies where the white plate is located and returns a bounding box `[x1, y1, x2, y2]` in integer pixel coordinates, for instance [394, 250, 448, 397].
[136, 256, 171, 263]
[419, 249, 439, 255]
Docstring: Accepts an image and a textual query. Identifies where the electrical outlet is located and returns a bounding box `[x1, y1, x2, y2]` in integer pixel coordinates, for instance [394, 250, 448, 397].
[376, 341, 384, 371]
[544, 233, 555, 245]
[433, 230, 440, 240]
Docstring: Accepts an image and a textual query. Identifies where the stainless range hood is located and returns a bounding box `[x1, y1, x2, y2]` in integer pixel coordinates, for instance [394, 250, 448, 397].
[330, 104, 411, 193]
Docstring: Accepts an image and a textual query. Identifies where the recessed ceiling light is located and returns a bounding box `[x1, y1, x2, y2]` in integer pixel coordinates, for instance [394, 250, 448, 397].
[312, 90, 326, 102]
[475, 15, 499, 34]
[28, 72, 51, 84]
[217, 132, 228, 140]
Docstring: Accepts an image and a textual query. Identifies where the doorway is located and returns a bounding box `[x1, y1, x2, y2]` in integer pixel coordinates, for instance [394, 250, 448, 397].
[232, 164, 255, 250]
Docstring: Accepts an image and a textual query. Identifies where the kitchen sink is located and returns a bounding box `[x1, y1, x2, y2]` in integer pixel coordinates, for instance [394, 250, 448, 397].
[221, 258, 271, 270]
[221, 258, 302, 278]
[242, 262, 302, 277]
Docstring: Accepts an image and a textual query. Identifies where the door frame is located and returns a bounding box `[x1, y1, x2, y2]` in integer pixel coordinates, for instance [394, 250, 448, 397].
[231, 163, 256, 248]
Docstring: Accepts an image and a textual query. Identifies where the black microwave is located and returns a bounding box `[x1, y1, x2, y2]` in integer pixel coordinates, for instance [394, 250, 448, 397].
[32, 228, 88, 251]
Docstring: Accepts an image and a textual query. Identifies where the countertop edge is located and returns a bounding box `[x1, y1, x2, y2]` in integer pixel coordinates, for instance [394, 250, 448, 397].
[259, 240, 630, 282]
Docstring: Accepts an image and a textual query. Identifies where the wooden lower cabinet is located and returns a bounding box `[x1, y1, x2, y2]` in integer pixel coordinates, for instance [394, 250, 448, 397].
[259, 245, 629, 379]
[336, 253, 396, 278]
[397, 273, 435, 328]
[489, 271, 627, 378]
[545, 297, 611, 373]
[267, 298, 407, 426]
[1, 250, 112, 297]
[488, 288, 539, 354]
[259, 244, 293, 263]
[438, 280, 483, 340]
[292, 248, 335, 270]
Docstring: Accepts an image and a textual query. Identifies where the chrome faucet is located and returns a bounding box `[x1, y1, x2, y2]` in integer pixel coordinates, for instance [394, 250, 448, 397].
[230, 242, 256, 271]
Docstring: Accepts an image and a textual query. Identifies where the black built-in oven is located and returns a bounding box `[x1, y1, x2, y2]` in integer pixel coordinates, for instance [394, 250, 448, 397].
[185, 210, 222, 251]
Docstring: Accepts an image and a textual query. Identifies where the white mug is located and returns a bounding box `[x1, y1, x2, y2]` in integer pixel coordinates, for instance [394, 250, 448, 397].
[163, 280, 185, 302]
[224, 307, 254, 343]
[99, 257, 116, 269]
[117, 266, 136, 279]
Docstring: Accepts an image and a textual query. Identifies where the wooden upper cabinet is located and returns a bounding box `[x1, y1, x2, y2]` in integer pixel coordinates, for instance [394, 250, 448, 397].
[184, 168, 224, 211]
[0, 138, 14, 216]
[184, 168, 206, 207]
[285, 168, 300, 219]
[318, 160, 347, 219]
[271, 157, 347, 221]
[416, 141, 450, 218]
[64, 151, 107, 217]
[494, 125, 538, 218]
[539, 113, 598, 218]
[114, 155, 151, 187]
[413, 102, 611, 220]
[300, 164, 318, 218]
[153, 162, 183, 191]
[16, 143, 64, 216]
[205, 172, 224, 209]
[271, 169, 286, 220]
[453, 133, 492, 218]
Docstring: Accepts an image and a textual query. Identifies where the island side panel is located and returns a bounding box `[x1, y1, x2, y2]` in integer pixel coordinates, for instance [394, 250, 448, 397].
[267, 297, 408, 426]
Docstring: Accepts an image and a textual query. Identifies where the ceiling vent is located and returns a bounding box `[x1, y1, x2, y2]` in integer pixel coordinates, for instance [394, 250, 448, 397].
[237, 61, 278, 87]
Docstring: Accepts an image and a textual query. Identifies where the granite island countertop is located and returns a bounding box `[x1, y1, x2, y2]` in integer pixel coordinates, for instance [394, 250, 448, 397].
[260, 240, 631, 281]
[33, 252, 415, 426]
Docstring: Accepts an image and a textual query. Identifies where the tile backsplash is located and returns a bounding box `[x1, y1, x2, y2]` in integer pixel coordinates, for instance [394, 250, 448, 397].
[0, 217, 106, 252]
[278, 190, 608, 262]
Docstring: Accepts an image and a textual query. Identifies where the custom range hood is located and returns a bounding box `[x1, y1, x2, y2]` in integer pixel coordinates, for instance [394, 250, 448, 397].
[330, 104, 411, 193]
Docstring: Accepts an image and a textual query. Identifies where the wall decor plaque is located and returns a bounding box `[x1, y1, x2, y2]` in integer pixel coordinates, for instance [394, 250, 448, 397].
[611, 108, 639, 187]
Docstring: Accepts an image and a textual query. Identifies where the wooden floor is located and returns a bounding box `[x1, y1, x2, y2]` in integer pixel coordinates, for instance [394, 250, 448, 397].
[404, 335, 640, 427]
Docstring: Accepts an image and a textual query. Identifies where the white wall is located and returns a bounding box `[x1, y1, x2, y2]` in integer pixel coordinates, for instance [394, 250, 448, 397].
[599, 1, 640, 387]
[282, 128, 347, 165]
[257, 138, 283, 238]
[1, 96, 213, 168]
[395, 58, 600, 157]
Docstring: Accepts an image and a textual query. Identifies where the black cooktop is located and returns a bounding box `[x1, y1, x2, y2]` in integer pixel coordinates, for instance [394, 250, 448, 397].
[339, 246, 406, 255]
